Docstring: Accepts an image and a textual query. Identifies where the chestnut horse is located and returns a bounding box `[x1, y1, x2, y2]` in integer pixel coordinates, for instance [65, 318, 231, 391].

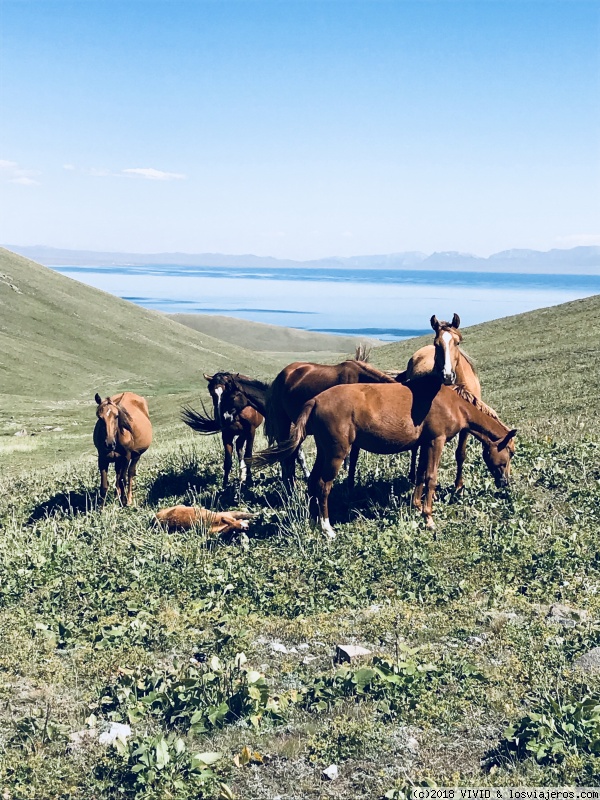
[181, 372, 267, 488]
[94, 392, 152, 506]
[265, 355, 396, 486]
[396, 314, 482, 491]
[254, 378, 516, 534]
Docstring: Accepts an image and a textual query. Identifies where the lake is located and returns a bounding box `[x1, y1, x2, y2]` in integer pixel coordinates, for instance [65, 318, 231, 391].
[53, 264, 600, 341]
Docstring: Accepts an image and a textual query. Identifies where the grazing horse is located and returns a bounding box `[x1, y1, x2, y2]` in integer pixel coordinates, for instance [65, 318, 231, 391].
[94, 392, 152, 506]
[265, 355, 396, 486]
[181, 372, 267, 488]
[397, 314, 483, 491]
[254, 377, 516, 534]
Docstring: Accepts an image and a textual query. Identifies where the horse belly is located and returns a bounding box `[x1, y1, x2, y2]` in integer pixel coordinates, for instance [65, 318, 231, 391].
[355, 422, 418, 455]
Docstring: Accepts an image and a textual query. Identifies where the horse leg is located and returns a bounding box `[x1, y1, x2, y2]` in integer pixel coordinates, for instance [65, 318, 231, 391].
[297, 445, 310, 480]
[236, 433, 248, 485]
[347, 442, 360, 493]
[98, 457, 109, 505]
[312, 445, 346, 539]
[454, 430, 469, 492]
[421, 437, 445, 530]
[222, 432, 234, 489]
[408, 446, 418, 484]
[242, 427, 256, 485]
[411, 446, 429, 511]
[115, 456, 128, 506]
[126, 453, 140, 506]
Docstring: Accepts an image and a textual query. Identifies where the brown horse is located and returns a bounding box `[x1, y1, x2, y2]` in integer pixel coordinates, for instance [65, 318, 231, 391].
[181, 372, 266, 488]
[254, 377, 516, 533]
[155, 505, 254, 534]
[94, 392, 152, 506]
[397, 314, 483, 491]
[265, 355, 396, 485]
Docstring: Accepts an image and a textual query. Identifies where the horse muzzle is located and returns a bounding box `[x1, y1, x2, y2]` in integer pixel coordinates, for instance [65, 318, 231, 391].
[442, 371, 456, 385]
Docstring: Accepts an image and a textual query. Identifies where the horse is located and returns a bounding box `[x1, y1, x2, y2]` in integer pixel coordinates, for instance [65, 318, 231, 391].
[396, 314, 483, 492]
[155, 505, 254, 534]
[181, 372, 268, 489]
[265, 355, 396, 486]
[94, 391, 152, 506]
[253, 377, 516, 534]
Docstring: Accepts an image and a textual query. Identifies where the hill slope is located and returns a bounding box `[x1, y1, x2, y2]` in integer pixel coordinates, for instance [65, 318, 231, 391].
[167, 312, 381, 354]
[0, 248, 275, 401]
[371, 294, 600, 439]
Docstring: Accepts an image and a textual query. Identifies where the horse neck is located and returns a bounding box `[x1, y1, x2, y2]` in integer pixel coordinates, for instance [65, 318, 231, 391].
[461, 400, 508, 443]
[236, 377, 269, 415]
[455, 351, 480, 393]
[354, 361, 395, 384]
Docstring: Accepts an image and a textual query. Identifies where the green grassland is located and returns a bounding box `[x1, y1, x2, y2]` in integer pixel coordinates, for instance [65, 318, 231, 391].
[168, 313, 381, 356]
[1, 251, 600, 799]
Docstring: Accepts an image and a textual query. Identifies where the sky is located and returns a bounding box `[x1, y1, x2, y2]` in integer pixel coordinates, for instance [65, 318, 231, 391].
[0, 0, 599, 260]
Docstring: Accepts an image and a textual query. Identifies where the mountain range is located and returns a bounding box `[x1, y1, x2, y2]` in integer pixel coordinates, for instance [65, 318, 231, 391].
[5, 244, 600, 274]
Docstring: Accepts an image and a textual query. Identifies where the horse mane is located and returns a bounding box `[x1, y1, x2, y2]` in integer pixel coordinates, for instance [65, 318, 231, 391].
[231, 374, 270, 415]
[449, 385, 500, 421]
[116, 403, 134, 434]
[458, 347, 476, 371]
[354, 343, 371, 362]
[352, 360, 396, 383]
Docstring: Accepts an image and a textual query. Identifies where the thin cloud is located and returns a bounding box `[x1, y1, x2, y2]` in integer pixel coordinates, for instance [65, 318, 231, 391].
[63, 163, 76, 171]
[122, 167, 186, 181]
[0, 159, 40, 185]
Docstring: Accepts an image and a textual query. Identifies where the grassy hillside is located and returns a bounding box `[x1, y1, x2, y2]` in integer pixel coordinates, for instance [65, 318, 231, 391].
[2, 281, 600, 798]
[168, 313, 381, 355]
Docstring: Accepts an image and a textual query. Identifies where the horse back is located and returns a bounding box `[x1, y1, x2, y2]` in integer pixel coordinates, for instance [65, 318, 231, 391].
[112, 392, 152, 452]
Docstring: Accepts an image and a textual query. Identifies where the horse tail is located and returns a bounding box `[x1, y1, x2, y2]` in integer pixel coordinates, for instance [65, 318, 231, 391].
[181, 403, 221, 435]
[252, 398, 316, 468]
[264, 372, 293, 447]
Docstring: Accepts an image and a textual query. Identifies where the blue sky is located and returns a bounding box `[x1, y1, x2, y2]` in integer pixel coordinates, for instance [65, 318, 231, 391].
[1, 0, 598, 259]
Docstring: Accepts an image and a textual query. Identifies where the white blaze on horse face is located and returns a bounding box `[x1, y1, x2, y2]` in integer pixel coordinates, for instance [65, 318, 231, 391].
[320, 517, 336, 539]
[214, 386, 223, 420]
[441, 331, 455, 384]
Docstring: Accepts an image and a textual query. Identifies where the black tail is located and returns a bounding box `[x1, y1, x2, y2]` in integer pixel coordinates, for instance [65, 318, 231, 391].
[252, 398, 316, 468]
[181, 403, 221, 435]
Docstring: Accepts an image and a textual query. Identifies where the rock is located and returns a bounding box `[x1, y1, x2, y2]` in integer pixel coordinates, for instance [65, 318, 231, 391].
[573, 647, 600, 674]
[322, 764, 338, 781]
[98, 722, 132, 745]
[68, 728, 98, 750]
[297, 643, 310, 650]
[547, 603, 588, 627]
[466, 635, 486, 647]
[406, 736, 419, 754]
[302, 655, 318, 665]
[270, 642, 288, 654]
[335, 644, 372, 663]
[13, 429, 27, 437]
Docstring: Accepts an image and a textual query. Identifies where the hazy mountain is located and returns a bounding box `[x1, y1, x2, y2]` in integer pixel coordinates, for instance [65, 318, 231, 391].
[5, 244, 600, 274]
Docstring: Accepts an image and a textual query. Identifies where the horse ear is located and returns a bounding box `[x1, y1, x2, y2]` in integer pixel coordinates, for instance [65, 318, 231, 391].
[451, 313, 460, 329]
[95, 393, 102, 405]
[203, 373, 213, 382]
[498, 429, 517, 450]
[430, 315, 440, 332]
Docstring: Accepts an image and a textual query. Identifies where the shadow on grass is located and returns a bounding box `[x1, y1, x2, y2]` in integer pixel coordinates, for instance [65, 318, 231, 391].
[146, 464, 219, 505]
[27, 489, 98, 523]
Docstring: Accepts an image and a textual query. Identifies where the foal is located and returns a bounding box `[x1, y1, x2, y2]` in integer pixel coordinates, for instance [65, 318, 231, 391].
[254, 378, 516, 533]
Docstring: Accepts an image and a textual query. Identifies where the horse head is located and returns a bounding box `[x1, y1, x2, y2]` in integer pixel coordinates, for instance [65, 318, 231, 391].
[430, 313, 462, 385]
[203, 372, 248, 424]
[481, 428, 517, 488]
[95, 394, 120, 453]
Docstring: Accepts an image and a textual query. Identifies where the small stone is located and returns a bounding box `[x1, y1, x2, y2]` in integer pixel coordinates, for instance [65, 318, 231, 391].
[406, 736, 419, 754]
[13, 429, 27, 437]
[335, 644, 371, 663]
[322, 764, 338, 781]
[467, 635, 487, 647]
[573, 647, 600, 675]
[98, 722, 132, 745]
[297, 643, 310, 650]
[547, 603, 588, 627]
[270, 642, 288, 654]
[302, 655, 318, 665]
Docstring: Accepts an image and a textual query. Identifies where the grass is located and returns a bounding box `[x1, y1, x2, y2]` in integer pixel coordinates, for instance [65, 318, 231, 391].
[168, 313, 381, 354]
[1, 252, 600, 797]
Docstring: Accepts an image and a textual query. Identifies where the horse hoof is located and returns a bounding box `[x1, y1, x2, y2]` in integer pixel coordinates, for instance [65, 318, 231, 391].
[425, 517, 436, 531]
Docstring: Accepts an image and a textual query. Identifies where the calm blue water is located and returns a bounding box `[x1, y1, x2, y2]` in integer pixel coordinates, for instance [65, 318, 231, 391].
[53, 264, 600, 341]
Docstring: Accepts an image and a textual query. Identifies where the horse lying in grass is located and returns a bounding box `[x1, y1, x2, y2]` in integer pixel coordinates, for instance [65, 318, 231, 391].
[155, 505, 254, 534]
[396, 313, 483, 491]
[253, 377, 516, 534]
[94, 392, 152, 506]
[181, 372, 267, 489]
